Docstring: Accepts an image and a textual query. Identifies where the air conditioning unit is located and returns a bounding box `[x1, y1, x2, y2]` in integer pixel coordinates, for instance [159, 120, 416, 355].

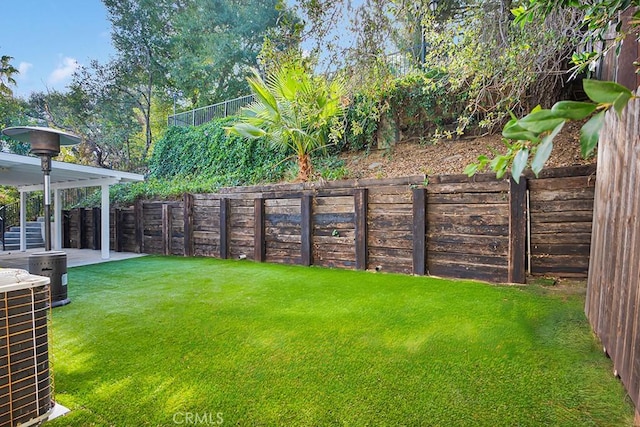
[0, 269, 52, 427]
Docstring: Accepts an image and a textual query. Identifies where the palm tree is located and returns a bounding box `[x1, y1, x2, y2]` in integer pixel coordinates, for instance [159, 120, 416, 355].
[228, 62, 346, 181]
[0, 55, 18, 97]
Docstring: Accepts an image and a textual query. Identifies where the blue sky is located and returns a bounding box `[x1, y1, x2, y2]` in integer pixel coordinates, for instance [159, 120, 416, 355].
[2, 0, 114, 99]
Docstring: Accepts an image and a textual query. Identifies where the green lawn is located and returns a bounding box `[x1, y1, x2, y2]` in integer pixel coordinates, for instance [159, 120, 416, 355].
[47, 256, 634, 426]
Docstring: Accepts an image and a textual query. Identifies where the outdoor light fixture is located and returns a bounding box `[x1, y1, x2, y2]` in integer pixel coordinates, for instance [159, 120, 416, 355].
[2, 126, 80, 251]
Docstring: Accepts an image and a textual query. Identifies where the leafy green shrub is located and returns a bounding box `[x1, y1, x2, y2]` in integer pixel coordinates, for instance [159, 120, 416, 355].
[313, 156, 349, 181]
[342, 69, 466, 150]
[342, 92, 384, 153]
[149, 116, 289, 183]
[386, 70, 466, 140]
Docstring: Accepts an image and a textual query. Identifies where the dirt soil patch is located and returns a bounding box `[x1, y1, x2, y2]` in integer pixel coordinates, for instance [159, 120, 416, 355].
[340, 120, 594, 179]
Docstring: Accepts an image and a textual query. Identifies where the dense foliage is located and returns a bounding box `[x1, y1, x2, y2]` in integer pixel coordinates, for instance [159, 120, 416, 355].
[467, 0, 640, 181]
[150, 117, 289, 185]
[74, 117, 291, 206]
[343, 69, 466, 152]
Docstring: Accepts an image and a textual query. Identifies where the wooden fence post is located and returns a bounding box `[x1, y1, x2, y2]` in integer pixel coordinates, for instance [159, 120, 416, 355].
[113, 208, 121, 252]
[134, 199, 144, 254]
[301, 195, 313, 266]
[412, 188, 427, 275]
[183, 193, 194, 256]
[162, 203, 172, 256]
[509, 177, 527, 283]
[78, 208, 86, 249]
[62, 210, 71, 249]
[254, 198, 265, 262]
[354, 189, 368, 270]
[92, 207, 101, 250]
[219, 198, 229, 259]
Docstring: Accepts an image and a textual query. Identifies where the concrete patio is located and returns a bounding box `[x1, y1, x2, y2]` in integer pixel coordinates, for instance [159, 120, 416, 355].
[0, 248, 146, 270]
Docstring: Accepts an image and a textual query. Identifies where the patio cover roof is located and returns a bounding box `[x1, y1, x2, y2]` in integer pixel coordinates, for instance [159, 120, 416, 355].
[0, 152, 144, 191]
[0, 152, 144, 259]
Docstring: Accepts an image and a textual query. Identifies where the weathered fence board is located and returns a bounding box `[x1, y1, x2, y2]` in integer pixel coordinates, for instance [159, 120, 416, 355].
[313, 195, 356, 269]
[264, 198, 301, 265]
[426, 176, 510, 282]
[367, 185, 412, 274]
[529, 166, 596, 278]
[586, 96, 640, 413]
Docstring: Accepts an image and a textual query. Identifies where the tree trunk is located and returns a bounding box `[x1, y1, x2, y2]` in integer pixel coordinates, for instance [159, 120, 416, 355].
[298, 153, 312, 182]
[144, 47, 153, 158]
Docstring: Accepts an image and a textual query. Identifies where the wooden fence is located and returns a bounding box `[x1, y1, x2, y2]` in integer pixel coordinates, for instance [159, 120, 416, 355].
[586, 97, 640, 415]
[63, 164, 595, 284]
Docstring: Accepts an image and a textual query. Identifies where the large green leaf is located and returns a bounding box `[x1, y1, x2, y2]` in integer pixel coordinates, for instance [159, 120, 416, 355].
[502, 121, 541, 143]
[228, 122, 266, 139]
[511, 149, 529, 183]
[551, 101, 597, 120]
[247, 70, 279, 118]
[531, 122, 564, 177]
[491, 155, 509, 179]
[580, 111, 605, 158]
[464, 163, 478, 177]
[583, 79, 633, 105]
[613, 91, 632, 116]
[518, 110, 565, 134]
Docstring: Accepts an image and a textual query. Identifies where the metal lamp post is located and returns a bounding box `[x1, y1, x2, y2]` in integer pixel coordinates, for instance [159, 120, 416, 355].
[2, 127, 80, 308]
[2, 126, 80, 250]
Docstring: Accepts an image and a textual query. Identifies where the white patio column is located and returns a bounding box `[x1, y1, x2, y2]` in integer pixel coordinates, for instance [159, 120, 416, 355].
[19, 191, 26, 252]
[101, 183, 110, 259]
[54, 188, 62, 250]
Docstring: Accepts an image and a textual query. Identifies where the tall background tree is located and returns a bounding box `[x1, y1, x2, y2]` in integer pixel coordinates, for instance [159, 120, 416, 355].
[103, 0, 176, 156]
[169, 0, 300, 107]
[0, 55, 18, 98]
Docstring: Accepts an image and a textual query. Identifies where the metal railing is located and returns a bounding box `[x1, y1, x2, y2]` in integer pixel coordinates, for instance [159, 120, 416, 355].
[0, 188, 98, 250]
[0, 194, 44, 251]
[168, 94, 256, 127]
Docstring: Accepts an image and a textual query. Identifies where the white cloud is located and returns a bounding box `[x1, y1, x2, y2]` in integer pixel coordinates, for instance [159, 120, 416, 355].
[48, 57, 79, 84]
[17, 62, 33, 80]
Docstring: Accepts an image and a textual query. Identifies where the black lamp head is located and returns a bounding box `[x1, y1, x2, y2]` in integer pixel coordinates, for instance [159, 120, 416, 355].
[2, 126, 81, 157]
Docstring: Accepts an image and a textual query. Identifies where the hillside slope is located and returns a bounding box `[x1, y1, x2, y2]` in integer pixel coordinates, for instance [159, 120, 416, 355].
[340, 121, 593, 179]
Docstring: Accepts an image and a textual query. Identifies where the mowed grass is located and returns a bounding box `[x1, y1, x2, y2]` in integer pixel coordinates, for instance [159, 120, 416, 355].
[47, 256, 634, 426]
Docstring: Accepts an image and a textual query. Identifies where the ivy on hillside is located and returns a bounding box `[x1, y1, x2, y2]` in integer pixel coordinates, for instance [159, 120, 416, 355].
[149, 117, 290, 184]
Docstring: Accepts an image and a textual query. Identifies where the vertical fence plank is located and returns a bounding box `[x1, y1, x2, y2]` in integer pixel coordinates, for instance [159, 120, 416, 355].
[412, 188, 427, 275]
[92, 207, 101, 250]
[78, 208, 86, 249]
[586, 96, 640, 412]
[114, 208, 122, 252]
[162, 204, 172, 256]
[220, 198, 229, 259]
[183, 193, 194, 257]
[254, 198, 265, 262]
[134, 199, 144, 254]
[355, 189, 368, 270]
[301, 195, 313, 266]
[508, 177, 527, 283]
[62, 210, 71, 248]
